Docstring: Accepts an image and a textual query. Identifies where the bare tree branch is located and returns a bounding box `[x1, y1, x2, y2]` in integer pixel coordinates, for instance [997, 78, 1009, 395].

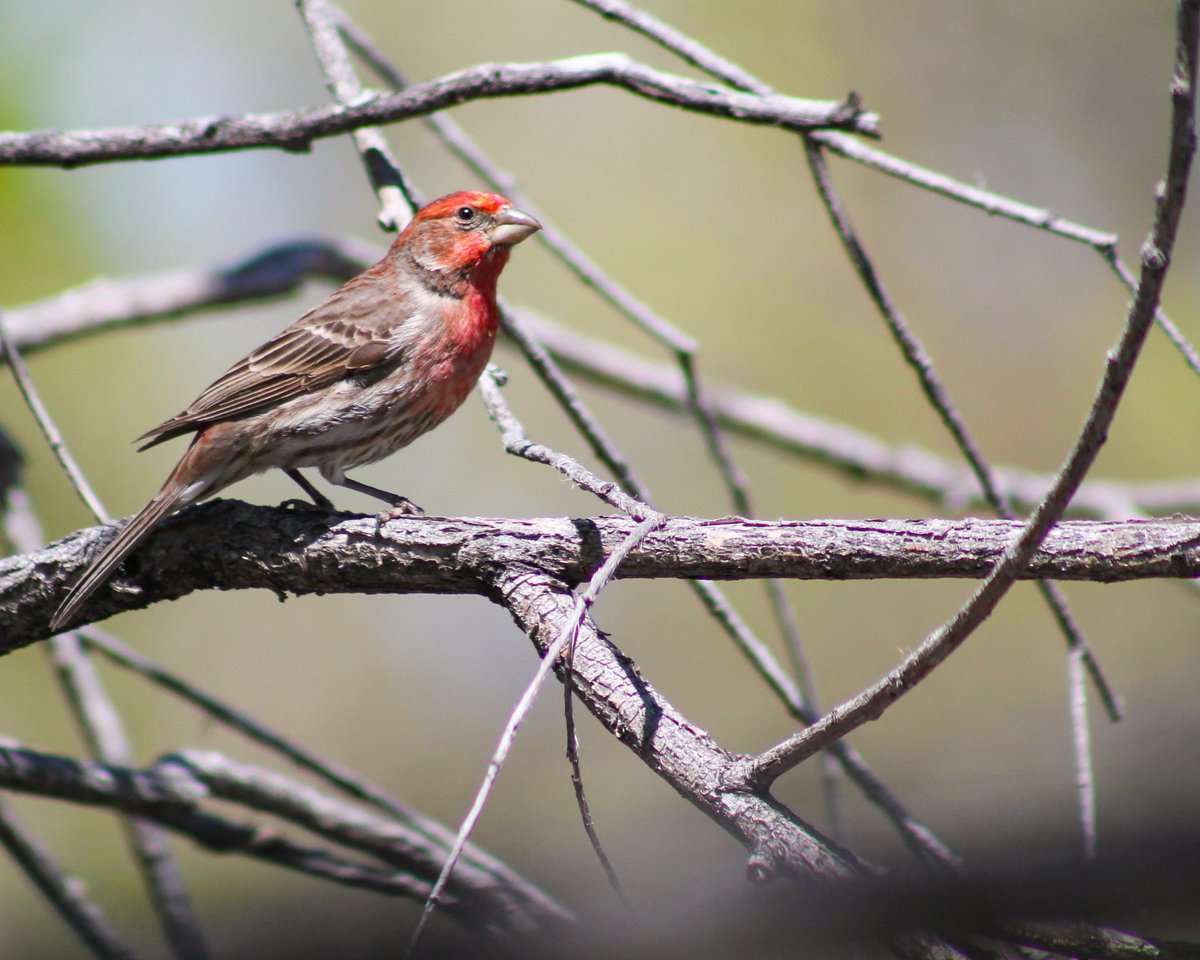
[74, 625, 573, 927]
[0, 54, 876, 168]
[169, 750, 572, 937]
[478, 367, 661, 520]
[492, 565, 866, 881]
[3, 239, 375, 353]
[0, 314, 107, 522]
[7, 509, 1200, 650]
[0, 743, 570, 936]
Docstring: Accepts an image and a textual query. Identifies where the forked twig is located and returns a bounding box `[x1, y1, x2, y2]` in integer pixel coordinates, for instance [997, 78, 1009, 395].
[479, 366, 661, 521]
[746, 0, 1197, 787]
[478, 364, 649, 901]
[406, 515, 664, 956]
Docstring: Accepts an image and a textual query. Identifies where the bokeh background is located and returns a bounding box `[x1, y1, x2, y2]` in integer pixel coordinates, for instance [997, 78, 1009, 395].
[2, 2, 1199, 957]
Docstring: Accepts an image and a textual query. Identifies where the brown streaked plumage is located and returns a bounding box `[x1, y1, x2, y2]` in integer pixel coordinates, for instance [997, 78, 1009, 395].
[50, 191, 539, 631]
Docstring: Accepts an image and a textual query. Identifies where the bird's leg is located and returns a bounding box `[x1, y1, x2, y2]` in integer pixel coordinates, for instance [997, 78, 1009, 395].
[283, 469, 337, 511]
[334, 475, 424, 515]
[331, 474, 425, 536]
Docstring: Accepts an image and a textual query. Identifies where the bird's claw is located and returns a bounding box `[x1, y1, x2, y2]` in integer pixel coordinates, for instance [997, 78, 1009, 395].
[372, 499, 425, 537]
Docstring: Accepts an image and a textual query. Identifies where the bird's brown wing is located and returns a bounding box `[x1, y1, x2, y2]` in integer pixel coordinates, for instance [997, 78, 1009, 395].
[137, 281, 402, 448]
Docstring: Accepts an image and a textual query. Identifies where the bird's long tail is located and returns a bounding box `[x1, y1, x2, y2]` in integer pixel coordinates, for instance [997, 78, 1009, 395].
[50, 481, 191, 632]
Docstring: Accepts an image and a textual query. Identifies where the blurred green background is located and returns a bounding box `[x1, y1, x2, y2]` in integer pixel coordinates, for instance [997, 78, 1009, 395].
[2, 1, 1199, 957]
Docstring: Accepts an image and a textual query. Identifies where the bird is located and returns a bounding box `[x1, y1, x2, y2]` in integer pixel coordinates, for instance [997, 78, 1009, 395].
[50, 190, 540, 631]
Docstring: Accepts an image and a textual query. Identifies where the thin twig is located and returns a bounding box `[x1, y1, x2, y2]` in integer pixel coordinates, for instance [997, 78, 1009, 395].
[811, 137, 1200, 378]
[296, 0, 416, 229]
[814, 132, 1119, 249]
[1068, 647, 1097, 859]
[562, 669, 630, 908]
[0, 794, 142, 960]
[569, 0, 770, 93]
[479, 367, 661, 521]
[0, 311, 107, 522]
[568, 0, 1124, 254]
[762, 578, 848, 843]
[1102, 246, 1200, 377]
[406, 515, 665, 956]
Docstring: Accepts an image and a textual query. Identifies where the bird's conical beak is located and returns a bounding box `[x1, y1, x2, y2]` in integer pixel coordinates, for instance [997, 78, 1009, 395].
[489, 206, 541, 246]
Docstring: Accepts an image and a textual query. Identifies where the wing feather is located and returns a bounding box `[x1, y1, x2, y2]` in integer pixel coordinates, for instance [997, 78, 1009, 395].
[138, 277, 408, 448]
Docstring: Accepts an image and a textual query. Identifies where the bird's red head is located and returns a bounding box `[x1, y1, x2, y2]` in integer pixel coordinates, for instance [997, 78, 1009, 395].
[396, 191, 540, 282]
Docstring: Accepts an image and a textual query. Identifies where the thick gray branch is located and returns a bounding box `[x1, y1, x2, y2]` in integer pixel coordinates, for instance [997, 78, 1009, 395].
[492, 565, 865, 880]
[5, 504, 1199, 650]
[0, 54, 875, 168]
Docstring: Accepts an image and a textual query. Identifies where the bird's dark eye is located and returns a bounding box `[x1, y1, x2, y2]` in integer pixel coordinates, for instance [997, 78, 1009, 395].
[455, 206, 476, 223]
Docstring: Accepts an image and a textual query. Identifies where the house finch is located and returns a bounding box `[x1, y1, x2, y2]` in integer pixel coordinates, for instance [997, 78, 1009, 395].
[50, 191, 540, 630]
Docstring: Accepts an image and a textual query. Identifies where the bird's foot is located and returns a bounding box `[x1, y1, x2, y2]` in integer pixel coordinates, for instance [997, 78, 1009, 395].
[372, 498, 425, 536]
